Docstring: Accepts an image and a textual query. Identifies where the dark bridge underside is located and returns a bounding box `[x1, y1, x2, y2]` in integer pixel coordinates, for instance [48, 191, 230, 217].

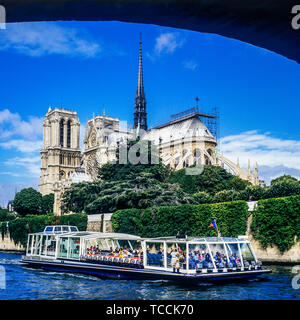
[3, 0, 300, 63]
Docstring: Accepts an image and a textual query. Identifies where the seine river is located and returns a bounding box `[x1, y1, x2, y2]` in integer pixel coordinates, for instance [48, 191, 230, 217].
[0, 252, 299, 300]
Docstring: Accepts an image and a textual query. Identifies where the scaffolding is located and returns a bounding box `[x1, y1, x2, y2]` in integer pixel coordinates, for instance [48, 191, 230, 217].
[169, 103, 219, 142]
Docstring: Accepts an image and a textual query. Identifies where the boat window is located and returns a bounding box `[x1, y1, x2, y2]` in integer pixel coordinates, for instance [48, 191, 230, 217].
[240, 242, 256, 265]
[117, 240, 131, 251]
[129, 240, 140, 250]
[188, 243, 210, 270]
[46, 235, 56, 256]
[225, 243, 242, 268]
[62, 226, 69, 232]
[70, 227, 78, 232]
[166, 242, 186, 270]
[35, 235, 41, 255]
[54, 227, 62, 233]
[45, 226, 53, 232]
[58, 237, 69, 258]
[208, 243, 228, 269]
[41, 235, 47, 256]
[69, 237, 80, 259]
[145, 242, 164, 267]
[27, 235, 33, 255]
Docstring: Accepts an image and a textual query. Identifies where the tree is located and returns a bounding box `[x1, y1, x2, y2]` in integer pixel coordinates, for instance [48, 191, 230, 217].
[0, 208, 15, 222]
[213, 190, 234, 203]
[62, 139, 194, 214]
[170, 165, 239, 195]
[193, 192, 213, 204]
[13, 188, 42, 216]
[99, 139, 173, 183]
[271, 175, 299, 186]
[265, 182, 300, 199]
[41, 194, 54, 214]
[229, 176, 251, 191]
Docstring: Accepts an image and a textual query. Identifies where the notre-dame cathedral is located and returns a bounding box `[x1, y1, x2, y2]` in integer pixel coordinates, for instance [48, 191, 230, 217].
[38, 40, 259, 215]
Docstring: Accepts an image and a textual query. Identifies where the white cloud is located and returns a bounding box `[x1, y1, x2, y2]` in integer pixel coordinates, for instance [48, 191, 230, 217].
[219, 130, 300, 182]
[3, 156, 41, 176]
[152, 32, 185, 56]
[0, 22, 101, 58]
[0, 139, 42, 153]
[183, 60, 198, 71]
[0, 109, 43, 139]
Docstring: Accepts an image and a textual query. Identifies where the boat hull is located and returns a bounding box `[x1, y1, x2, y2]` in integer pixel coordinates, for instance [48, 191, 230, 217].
[21, 258, 272, 284]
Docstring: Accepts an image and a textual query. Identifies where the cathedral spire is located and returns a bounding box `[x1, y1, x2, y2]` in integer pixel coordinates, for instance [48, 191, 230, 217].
[134, 35, 147, 131]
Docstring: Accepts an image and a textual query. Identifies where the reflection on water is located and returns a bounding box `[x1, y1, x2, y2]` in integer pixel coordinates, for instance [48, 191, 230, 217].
[0, 252, 299, 300]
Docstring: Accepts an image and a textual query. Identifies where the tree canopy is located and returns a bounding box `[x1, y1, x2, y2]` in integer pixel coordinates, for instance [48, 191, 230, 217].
[62, 139, 193, 214]
[170, 165, 250, 195]
[13, 188, 42, 216]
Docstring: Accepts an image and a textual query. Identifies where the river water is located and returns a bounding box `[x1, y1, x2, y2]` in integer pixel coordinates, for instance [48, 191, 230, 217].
[0, 252, 299, 300]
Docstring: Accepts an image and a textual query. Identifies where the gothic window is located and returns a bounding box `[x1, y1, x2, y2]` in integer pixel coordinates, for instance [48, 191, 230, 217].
[207, 149, 213, 157]
[67, 120, 71, 148]
[59, 154, 63, 165]
[59, 119, 64, 147]
[68, 154, 71, 165]
[59, 170, 65, 180]
[193, 148, 201, 165]
[205, 155, 211, 165]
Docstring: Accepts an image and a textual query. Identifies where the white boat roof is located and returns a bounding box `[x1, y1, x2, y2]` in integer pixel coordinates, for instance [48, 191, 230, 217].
[143, 236, 248, 243]
[58, 232, 142, 241]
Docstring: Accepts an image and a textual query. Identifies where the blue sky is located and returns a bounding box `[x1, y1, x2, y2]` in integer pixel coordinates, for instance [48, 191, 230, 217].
[0, 21, 300, 206]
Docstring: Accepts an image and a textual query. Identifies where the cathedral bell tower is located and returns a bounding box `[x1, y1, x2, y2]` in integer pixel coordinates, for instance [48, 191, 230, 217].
[38, 108, 81, 196]
[133, 37, 148, 131]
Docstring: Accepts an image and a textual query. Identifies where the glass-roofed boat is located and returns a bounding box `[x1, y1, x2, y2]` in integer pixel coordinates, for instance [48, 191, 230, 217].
[21, 226, 271, 283]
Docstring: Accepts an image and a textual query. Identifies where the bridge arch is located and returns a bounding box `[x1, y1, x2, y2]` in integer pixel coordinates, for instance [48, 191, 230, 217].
[2, 0, 300, 63]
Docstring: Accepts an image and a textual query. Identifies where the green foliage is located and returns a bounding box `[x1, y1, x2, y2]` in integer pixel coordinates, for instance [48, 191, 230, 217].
[193, 192, 213, 204]
[0, 213, 87, 247]
[41, 194, 54, 214]
[251, 195, 300, 253]
[111, 201, 248, 238]
[213, 190, 234, 203]
[264, 182, 300, 199]
[83, 174, 195, 214]
[59, 213, 87, 231]
[0, 208, 15, 222]
[170, 165, 243, 195]
[229, 176, 251, 191]
[271, 175, 299, 186]
[99, 139, 173, 183]
[13, 188, 42, 216]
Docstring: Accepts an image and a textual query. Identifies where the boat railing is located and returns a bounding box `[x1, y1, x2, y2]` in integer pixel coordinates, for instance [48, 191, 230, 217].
[81, 253, 144, 268]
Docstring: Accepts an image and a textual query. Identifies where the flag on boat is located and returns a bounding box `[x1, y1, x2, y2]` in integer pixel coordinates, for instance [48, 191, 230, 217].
[208, 220, 218, 230]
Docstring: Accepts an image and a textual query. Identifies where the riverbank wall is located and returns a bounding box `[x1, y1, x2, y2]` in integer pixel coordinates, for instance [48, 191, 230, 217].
[0, 232, 25, 252]
[1, 205, 300, 263]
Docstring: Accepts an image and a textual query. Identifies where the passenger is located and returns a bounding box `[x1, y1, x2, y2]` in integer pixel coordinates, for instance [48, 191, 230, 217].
[170, 249, 177, 273]
[175, 256, 180, 273]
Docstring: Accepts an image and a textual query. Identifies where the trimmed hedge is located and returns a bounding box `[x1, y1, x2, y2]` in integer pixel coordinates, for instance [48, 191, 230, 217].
[111, 201, 249, 238]
[0, 213, 87, 247]
[251, 195, 300, 253]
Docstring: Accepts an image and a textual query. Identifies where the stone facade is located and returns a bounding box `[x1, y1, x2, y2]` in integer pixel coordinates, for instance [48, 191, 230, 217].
[38, 107, 81, 196]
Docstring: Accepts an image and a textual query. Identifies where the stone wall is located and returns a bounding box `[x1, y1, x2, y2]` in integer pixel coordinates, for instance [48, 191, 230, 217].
[87, 213, 113, 233]
[0, 233, 25, 252]
[246, 214, 300, 264]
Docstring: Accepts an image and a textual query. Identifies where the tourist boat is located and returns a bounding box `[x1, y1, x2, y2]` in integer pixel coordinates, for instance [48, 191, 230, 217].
[21, 225, 271, 284]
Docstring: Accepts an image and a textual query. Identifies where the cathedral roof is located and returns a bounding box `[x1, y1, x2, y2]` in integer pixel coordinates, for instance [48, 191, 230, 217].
[143, 115, 216, 145]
